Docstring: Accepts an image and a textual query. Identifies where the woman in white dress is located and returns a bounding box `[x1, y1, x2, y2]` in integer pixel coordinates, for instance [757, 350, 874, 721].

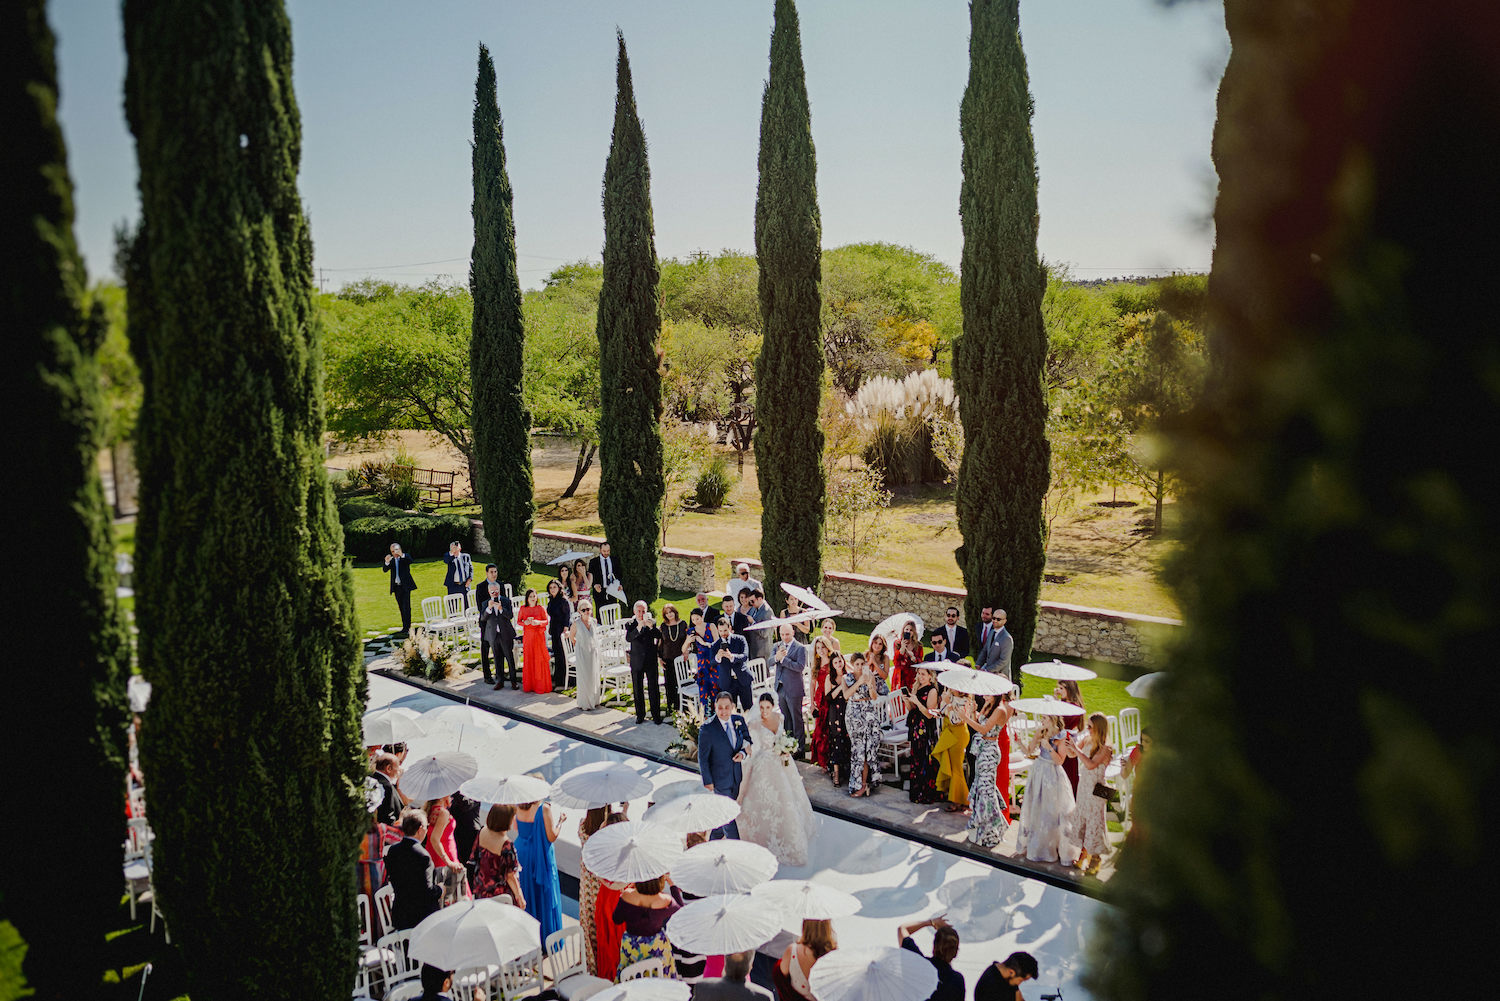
[571, 600, 601, 710]
[1017, 714, 1078, 863]
[738, 693, 817, 866]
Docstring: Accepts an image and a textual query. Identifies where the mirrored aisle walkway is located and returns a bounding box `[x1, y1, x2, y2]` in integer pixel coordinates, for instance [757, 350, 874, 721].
[369, 673, 1105, 1000]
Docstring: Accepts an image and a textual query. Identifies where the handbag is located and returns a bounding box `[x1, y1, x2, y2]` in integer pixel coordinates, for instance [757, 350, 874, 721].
[1092, 781, 1120, 803]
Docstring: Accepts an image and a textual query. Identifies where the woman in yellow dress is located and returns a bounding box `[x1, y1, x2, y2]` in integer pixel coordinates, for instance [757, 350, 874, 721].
[933, 687, 971, 813]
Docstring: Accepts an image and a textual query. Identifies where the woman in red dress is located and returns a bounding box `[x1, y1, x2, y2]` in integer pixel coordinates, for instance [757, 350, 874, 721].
[518, 588, 552, 693]
[808, 636, 835, 770]
[891, 624, 923, 692]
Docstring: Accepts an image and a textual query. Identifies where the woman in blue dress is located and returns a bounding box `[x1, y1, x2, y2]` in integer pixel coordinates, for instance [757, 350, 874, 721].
[513, 797, 566, 943]
[687, 608, 718, 712]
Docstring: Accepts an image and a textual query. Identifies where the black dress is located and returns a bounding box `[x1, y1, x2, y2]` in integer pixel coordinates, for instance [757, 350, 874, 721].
[546, 592, 573, 687]
[826, 681, 852, 785]
[907, 684, 943, 804]
[657, 620, 686, 712]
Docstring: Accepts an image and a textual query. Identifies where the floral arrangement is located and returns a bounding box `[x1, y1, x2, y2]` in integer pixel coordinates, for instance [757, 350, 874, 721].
[399, 628, 460, 681]
[667, 712, 702, 761]
[772, 731, 800, 766]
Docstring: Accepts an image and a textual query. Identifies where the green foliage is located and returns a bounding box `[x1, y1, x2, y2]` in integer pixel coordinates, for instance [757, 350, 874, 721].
[338, 495, 405, 522]
[825, 465, 892, 573]
[821, 243, 960, 392]
[323, 282, 476, 486]
[1088, 4, 1500, 998]
[694, 455, 734, 509]
[123, 2, 363, 997]
[596, 32, 665, 601]
[469, 43, 533, 585]
[753, 0, 826, 609]
[343, 513, 475, 563]
[524, 265, 603, 441]
[90, 279, 141, 448]
[660, 421, 714, 548]
[6, 3, 131, 995]
[952, 0, 1051, 665]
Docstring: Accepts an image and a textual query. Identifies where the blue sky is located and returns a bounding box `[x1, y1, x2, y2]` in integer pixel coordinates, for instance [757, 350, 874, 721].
[51, 0, 1227, 290]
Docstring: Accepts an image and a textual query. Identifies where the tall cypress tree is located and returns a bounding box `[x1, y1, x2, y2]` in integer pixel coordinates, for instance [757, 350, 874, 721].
[5, 3, 130, 996]
[1088, 3, 1500, 999]
[596, 30, 664, 603]
[951, 0, 1049, 666]
[469, 43, 532, 585]
[753, 0, 825, 609]
[124, 2, 364, 998]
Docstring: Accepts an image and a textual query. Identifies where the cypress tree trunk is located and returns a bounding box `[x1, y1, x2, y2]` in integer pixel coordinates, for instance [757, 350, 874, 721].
[5, 3, 130, 996]
[596, 31, 664, 603]
[470, 43, 533, 585]
[753, 0, 825, 609]
[1088, 3, 1500, 999]
[951, 0, 1050, 663]
[124, 3, 364, 998]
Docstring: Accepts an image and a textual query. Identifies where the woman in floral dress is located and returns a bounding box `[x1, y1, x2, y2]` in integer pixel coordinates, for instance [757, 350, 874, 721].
[904, 666, 943, 803]
[844, 652, 889, 797]
[688, 608, 718, 712]
[471, 804, 523, 904]
[963, 693, 1014, 847]
[613, 876, 683, 976]
[1067, 712, 1114, 875]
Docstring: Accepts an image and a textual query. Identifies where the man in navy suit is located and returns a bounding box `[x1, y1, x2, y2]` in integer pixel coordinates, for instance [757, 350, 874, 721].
[382, 542, 419, 635]
[698, 692, 752, 839]
[441, 541, 473, 609]
[475, 565, 515, 688]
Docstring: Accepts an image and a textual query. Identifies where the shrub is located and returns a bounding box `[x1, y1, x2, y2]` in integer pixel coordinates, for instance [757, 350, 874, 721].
[694, 456, 734, 509]
[338, 495, 406, 523]
[343, 513, 474, 562]
[379, 450, 420, 508]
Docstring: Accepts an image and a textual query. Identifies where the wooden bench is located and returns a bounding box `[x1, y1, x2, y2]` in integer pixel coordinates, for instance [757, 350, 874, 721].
[411, 467, 457, 506]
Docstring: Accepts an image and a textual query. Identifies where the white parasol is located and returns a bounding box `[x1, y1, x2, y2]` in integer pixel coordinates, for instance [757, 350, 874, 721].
[936, 667, 1014, 697]
[641, 793, 741, 834]
[1008, 697, 1086, 718]
[550, 761, 654, 809]
[1126, 671, 1165, 699]
[460, 772, 552, 805]
[547, 550, 597, 566]
[871, 612, 924, 644]
[362, 707, 428, 746]
[580, 821, 683, 883]
[665, 894, 783, 955]
[807, 946, 939, 1001]
[751, 879, 861, 921]
[780, 583, 830, 612]
[399, 751, 479, 802]
[1021, 659, 1098, 682]
[421, 703, 505, 734]
[669, 840, 778, 897]
[589, 981, 690, 1001]
[407, 898, 540, 969]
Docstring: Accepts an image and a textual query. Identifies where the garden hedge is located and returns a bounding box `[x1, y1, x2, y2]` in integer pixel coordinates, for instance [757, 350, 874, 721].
[343, 513, 475, 563]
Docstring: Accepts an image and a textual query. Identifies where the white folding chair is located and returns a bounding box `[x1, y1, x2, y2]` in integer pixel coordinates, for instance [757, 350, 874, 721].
[746, 658, 771, 699]
[372, 883, 395, 939]
[444, 592, 466, 623]
[384, 983, 423, 1001]
[874, 692, 911, 785]
[420, 595, 449, 630]
[599, 604, 621, 628]
[355, 893, 390, 997]
[377, 930, 418, 993]
[561, 633, 577, 688]
[494, 947, 545, 1000]
[545, 927, 612, 999]
[1118, 707, 1141, 751]
[619, 957, 668, 980]
[1106, 714, 1121, 754]
[674, 656, 700, 718]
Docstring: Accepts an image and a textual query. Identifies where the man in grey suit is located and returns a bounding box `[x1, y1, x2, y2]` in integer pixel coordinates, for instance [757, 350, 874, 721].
[771, 623, 808, 757]
[974, 607, 1014, 681]
[692, 950, 772, 1000]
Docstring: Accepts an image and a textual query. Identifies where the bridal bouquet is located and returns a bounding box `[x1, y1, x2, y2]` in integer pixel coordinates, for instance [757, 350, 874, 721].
[773, 732, 800, 766]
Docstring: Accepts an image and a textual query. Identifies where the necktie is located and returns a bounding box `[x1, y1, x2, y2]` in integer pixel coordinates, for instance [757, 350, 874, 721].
[604, 558, 613, 585]
[724, 719, 734, 746]
[982, 625, 990, 649]
[394, 560, 401, 585]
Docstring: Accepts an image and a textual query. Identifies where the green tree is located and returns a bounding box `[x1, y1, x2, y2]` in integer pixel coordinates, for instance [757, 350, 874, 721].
[5, 3, 130, 996]
[524, 264, 603, 498]
[323, 282, 477, 488]
[123, 2, 364, 998]
[469, 43, 532, 582]
[596, 31, 665, 601]
[1087, 2, 1500, 998]
[952, 0, 1051, 659]
[753, 0, 826, 608]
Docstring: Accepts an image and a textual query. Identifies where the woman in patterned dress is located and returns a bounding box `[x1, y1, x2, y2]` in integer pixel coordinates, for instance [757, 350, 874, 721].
[808, 637, 835, 770]
[844, 652, 889, 798]
[824, 652, 852, 788]
[688, 608, 717, 713]
[963, 693, 1014, 847]
[1067, 712, 1114, 875]
[864, 634, 892, 694]
[577, 805, 628, 974]
[1016, 715, 1078, 862]
[614, 875, 683, 976]
[471, 804, 523, 904]
[904, 666, 943, 803]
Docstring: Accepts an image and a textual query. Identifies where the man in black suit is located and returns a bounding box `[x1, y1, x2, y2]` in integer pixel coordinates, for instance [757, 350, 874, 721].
[941, 606, 971, 659]
[442, 541, 473, 608]
[382, 543, 419, 635]
[475, 565, 516, 688]
[370, 752, 402, 825]
[588, 542, 626, 613]
[693, 949, 773, 999]
[924, 631, 961, 665]
[625, 601, 663, 724]
[696, 591, 723, 627]
[384, 809, 441, 930]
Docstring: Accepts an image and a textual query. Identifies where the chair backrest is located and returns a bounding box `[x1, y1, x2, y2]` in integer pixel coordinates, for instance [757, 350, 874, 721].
[376, 930, 416, 984]
[494, 949, 544, 998]
[384, 982, 423, 1001]
[421, 595, 447, 626]
[619, 957, 668, 980]
[1106, 714, 1121, 753]
[747, 658, 767, 684]
[674, 655, 692, 684]
[544, 927, 587, 983]
[444, 592, 465, 622]
[1119, 707, 1142, 750]
[125, 817, 151, 861]
[372, 884, 395, 938]
[357, 892, 373, 946]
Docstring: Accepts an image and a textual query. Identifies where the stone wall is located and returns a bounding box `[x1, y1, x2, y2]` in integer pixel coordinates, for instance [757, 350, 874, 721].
[473, 522, 717, 595]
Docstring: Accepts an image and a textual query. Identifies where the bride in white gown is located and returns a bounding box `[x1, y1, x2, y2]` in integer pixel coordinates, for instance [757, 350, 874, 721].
[738, 693, 817, 865]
